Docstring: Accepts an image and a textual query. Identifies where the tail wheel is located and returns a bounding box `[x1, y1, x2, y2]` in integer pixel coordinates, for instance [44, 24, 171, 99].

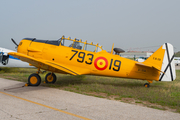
[45, 73, 57, 83]
[144, 83, 150, 88]
[28, 73, 41, 86]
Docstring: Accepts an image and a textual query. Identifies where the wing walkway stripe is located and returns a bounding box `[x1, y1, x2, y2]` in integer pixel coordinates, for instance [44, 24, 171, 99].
[0, 91, 91, 120]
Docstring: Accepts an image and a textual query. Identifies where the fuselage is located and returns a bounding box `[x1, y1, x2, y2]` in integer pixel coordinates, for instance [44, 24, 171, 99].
[17, 37, 160, 81]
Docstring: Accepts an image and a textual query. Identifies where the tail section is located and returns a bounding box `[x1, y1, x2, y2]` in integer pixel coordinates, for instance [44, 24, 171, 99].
[143, 43, 176, 81]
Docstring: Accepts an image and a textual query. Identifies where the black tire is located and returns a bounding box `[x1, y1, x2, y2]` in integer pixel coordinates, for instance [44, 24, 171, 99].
[28, 73, 41, 86]
[144, 83, 150, 88]
[45, 73, 57, 83]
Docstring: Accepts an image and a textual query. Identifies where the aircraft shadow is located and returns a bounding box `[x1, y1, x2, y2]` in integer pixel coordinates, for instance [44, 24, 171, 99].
[1, 82, 48, 93]
[51, 75, 150, 88]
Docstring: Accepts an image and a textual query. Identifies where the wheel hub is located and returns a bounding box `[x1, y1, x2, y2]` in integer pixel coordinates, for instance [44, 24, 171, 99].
[30, 76, 38, 84]
[47, 75, 53, 82]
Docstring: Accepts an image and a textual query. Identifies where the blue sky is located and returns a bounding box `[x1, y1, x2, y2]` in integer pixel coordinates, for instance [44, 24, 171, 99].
[0, 0, 180, 52]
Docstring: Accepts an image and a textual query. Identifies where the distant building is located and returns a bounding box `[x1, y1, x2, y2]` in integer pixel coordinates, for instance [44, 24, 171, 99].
[120, 51, 153, 58]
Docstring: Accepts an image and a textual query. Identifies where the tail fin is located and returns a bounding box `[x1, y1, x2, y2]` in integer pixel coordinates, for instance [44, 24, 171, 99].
[143, 43, 176, 81]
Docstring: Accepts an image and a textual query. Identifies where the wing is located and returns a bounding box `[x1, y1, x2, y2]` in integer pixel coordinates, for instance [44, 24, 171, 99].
[8, 52, 90, 75]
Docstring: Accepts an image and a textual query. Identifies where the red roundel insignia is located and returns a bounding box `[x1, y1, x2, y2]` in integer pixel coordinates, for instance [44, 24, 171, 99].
[94, 57, 108, 70]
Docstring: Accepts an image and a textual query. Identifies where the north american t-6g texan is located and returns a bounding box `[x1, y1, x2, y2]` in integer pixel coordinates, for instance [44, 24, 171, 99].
[9, 36, 176, 87]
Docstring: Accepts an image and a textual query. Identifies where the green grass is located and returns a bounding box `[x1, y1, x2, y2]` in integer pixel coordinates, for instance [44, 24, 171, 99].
[0, 67, 180, 113]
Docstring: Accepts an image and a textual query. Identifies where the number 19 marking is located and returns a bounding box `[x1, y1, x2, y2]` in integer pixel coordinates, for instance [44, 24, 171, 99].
[109, 59, 121, 71]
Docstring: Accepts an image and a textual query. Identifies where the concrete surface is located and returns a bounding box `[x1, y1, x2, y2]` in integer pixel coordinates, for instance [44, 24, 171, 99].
[0, 78, 180, 120]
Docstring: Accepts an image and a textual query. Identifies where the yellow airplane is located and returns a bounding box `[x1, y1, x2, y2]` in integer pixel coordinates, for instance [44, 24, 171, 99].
[9, 36, 176, 87]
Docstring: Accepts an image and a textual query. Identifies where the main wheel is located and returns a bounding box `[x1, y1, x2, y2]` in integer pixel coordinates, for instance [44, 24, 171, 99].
[45, 73, 57, 83]
[28, 73, 41, 86]
[144, 83, 150, 88]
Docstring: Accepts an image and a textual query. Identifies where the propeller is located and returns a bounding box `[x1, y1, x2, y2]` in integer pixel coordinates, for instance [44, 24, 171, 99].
[11, 38, 18, 47]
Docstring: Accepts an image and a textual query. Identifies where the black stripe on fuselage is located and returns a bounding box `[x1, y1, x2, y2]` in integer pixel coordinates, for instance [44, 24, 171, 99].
[159, 43, 174, 81]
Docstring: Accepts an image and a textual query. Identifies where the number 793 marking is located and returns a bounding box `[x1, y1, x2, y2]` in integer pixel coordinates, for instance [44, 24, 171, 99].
[69, 50, 94, 65]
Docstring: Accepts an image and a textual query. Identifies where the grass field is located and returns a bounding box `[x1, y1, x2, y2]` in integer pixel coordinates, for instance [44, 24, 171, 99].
[0, 67, 180, 113]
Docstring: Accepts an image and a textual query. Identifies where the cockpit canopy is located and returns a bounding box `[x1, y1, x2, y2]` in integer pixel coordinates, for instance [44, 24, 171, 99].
[24, 36, 103, 52]
[60, 36, 103, 52]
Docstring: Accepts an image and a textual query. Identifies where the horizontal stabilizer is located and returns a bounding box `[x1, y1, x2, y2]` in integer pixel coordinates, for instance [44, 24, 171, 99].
[135, 62, 161, 72]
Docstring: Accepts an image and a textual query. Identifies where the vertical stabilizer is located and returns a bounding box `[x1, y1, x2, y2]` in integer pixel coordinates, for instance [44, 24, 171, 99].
[159, 43, 176, 81]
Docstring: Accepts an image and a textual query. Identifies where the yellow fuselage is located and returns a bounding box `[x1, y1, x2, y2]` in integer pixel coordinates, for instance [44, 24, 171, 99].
[17, 38, 160, 81]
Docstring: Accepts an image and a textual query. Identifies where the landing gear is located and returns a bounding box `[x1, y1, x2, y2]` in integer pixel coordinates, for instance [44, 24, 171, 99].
[27, 68, 57, 86]
[28, 73, 41, 86]
[144, 80, 153, 88]
[45, 73, 57, 83]
[144, 83, 150, 88]
[28, 68, 42, 86]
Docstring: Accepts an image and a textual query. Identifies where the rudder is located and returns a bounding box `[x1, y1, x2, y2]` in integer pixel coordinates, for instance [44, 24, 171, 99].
[159, 43, 176, 81]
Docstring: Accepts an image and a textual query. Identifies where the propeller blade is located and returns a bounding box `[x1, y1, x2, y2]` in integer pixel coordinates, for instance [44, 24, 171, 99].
[11, 38, 18, 47]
